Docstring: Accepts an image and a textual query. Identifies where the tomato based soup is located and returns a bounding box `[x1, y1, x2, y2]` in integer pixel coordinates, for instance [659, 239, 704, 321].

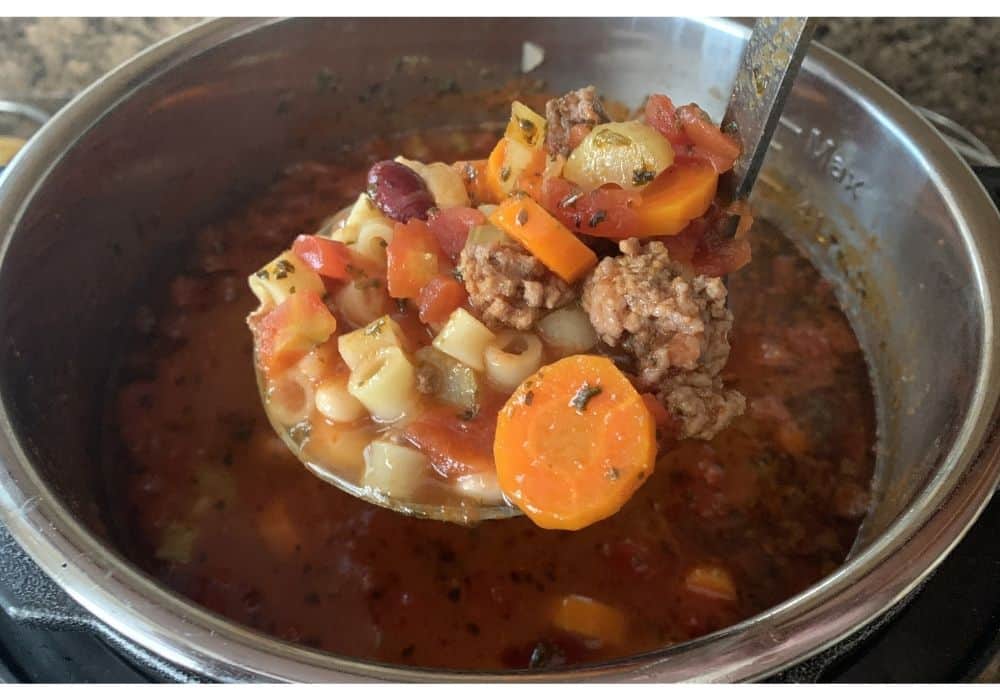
[112, 128, 876, 670]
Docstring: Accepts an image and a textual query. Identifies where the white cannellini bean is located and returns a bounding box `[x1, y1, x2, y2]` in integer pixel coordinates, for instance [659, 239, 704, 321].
[315, 377, 367, 423]
[537, 305, 599, 356]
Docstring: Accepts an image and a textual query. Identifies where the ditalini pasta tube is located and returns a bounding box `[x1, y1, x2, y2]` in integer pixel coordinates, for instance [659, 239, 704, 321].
[363, 440, 428, 499]
[337, 316, 408, 371]
[265, 370, 315, 426]
[331, 193, 388, 245]
[483, 331, 544, 392]
[347, 346, 417, 422]
[248, 250, 325, 307]
[432, 308, 495, 372]
[395, 156, 470, 209]
[353, 218, 395, 268]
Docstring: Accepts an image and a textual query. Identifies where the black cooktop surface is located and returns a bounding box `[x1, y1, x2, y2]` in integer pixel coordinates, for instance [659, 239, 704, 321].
[1, 492, 997, 683]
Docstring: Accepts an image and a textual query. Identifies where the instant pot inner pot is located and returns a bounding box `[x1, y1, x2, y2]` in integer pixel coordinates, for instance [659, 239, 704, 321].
[0, 17, 984, 622]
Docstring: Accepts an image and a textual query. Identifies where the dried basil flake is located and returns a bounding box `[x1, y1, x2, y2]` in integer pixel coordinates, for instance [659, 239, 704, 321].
[570, 383, 602, 412]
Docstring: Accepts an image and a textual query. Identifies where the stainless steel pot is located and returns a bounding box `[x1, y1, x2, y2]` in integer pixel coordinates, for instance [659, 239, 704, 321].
[0, 18, 998, 682]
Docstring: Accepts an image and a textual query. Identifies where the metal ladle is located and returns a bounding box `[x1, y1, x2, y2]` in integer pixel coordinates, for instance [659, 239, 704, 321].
[271, 17, 816, 523]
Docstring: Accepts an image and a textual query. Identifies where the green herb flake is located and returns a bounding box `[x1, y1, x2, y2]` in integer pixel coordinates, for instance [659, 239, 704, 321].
[458, 405, 480, 421]
[500, 166, 512, 182]
[518, 118, 537, 140]
[273, 258, 295, 279]
[360, 278, 382, 290]
[605, 467, 621, 481]
[516, 208, 529, 226]
[345, 263, 368, 281]
[588, 210, 607, 228]
[569, 382, 603, 412]
[521, 390, 534, 406]
[632, 168, 656, 186]
[451, 267, 464, 282]
[254, 269, 270, 280]
[365, 318, 387, 336]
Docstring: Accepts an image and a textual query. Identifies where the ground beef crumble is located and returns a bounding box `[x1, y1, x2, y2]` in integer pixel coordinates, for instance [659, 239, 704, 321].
[544, 86, 611, 157]
[457, 238, 576, 330]
[581, 238, 745, 440]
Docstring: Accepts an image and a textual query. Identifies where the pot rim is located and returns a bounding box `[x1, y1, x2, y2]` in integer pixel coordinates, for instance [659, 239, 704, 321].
[1, 17, 999, 682]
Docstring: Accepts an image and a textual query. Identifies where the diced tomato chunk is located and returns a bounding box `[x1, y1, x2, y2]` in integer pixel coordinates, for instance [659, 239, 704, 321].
[427, 207, 486, 262]
[452, 160, 493, 205]
[255, 290, 337, 375]
[386, 219, 445, 299]
[540, 178, 641, 240]
[644, 94, 689, 146]
[417, 274, 468, 325]
[676, 105, 741, 173]
[402, 397, 503, 478]
[692, 237, 752, 277]
[291, 235, 354, 280]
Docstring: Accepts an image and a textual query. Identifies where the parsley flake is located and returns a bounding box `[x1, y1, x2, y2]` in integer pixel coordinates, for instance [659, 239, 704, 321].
[569, 383, 603, 412]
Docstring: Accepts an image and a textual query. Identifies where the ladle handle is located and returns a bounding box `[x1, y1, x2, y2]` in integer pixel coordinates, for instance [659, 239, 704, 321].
[720, 18, 816, 204]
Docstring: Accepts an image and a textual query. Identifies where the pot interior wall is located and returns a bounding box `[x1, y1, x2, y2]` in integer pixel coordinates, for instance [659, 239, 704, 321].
[0, 18, 984, 577]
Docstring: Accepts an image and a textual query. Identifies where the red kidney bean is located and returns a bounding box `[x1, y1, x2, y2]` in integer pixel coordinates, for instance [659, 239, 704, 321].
[366, 160, 435, 222]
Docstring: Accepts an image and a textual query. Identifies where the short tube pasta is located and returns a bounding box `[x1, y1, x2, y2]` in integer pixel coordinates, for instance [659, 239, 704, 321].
[453, 471, 504, 504]
[301, 419, 374, 482]
[352, 218, 395, 268]
[248, 250, 325, 307]
[362, 440, 429, 499]
[432, 308, 496, 372]
[265, 370, 315, 426]
[395, 156, 470, 208]
[332, 279, 391, 328]
[332, 194, 389, 245]
[347, 346, 417, 422]
[337, 315, 407, 371]
[484, 331, 543, 392]
[315, 376, 367, 423]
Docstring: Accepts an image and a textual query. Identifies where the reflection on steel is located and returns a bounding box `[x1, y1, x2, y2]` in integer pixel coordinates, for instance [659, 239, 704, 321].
[721, 18, 815, 203]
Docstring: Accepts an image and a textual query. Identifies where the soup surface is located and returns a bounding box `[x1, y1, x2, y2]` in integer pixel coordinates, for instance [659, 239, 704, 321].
[112, 128, 875, 670]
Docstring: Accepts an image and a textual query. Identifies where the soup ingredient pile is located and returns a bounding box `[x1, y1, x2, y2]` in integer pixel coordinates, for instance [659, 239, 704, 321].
[247, 86, 752, 529]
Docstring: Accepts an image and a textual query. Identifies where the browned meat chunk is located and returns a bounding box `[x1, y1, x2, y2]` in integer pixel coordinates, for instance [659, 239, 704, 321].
[544, 86, 611, 157]
[458, 239, 576, 330]
[581, 238, 744, 440]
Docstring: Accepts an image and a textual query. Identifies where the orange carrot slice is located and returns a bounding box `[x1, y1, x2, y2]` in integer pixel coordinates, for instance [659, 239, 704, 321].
[489, 196, 597, 284]
[551, 594, 627, 646]
[452, 159, 494, 205]
[684, 564, 738, 602]
[494, 355, 656, 530]
[633, 161, 719, 237]
[485, 138, 509, 202]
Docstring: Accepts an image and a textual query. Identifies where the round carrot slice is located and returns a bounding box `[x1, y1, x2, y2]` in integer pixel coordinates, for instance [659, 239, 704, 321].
[494, 355, 656, 530]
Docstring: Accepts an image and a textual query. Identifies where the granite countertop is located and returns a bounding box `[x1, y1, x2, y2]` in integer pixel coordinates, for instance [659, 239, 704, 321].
[0, 16, 997, 682]
[0, 17, 998, 155]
